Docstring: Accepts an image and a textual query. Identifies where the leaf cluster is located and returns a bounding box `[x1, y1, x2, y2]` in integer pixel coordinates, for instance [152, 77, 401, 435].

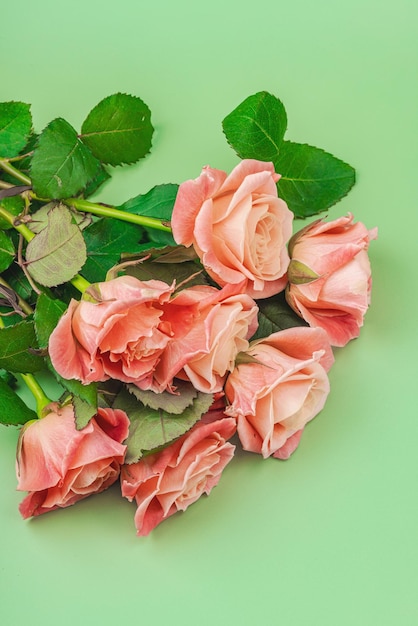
[0, 93, 161, 428]
[114, 384, 214, 463]
[222, 91, 356, 217]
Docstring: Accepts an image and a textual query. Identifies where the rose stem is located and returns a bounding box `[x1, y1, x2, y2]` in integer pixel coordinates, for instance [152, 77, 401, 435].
[70, 274, 91, 293]
[0, 205, 35, 241]
[0, 158, 172, 233]
[20, 373, 52, 418]
[66, 198, 172, 233]
[0, 159, 32, 186]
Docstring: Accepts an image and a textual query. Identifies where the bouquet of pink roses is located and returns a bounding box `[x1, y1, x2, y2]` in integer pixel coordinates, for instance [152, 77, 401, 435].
[0, 91, 376, 535]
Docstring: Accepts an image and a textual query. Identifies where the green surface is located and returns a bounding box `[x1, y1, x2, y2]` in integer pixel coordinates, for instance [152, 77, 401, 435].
[1, 1, 417, 624]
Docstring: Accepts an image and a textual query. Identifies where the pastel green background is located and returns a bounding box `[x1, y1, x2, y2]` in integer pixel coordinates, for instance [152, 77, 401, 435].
[1, 1, 417, 624]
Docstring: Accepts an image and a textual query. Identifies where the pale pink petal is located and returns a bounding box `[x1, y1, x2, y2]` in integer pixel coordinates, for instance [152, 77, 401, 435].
[172, 167, 227, 246]
[273, 430, 304, 459]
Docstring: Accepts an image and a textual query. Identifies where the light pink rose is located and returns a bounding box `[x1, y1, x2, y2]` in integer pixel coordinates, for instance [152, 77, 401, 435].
[48, 275, 177, 390]
[171, 159, 293, 298]
[16, 403, 130, 518]
[156, 283, 259, 393]
[224, 327, 334, 459]
[286, 213, 378, 347]
[121, 416, 236, 536]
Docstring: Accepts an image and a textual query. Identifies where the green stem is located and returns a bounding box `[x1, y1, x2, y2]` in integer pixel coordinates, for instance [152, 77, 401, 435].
[67, 197, 172, 233]
[0, 205, 34, 241]
[20, 373, 52, 418]
[0, 159, 31, 186]
[1, 162, 172, 233]
[70, 274, 90, 293]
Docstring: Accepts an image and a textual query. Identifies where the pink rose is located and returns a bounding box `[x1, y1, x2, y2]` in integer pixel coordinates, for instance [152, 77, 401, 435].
[171, 159, 293, 298]
[48, 275, 177, 390]
[286, 213, 378, 347]
[224, 327, 334, 459]
[156, 283, 259, 393]
[121, 415, 236, 536]
[16, 403, 130, 518]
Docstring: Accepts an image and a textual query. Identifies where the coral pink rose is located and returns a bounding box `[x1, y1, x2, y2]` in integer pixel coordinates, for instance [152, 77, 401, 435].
[17, 403, 130, 518]
[224, 327, 334, 459]
[121, 416, 236, 536]
[286, 213, 378, 347]
[48, 275, 177, 390]
[156, 283, 259, 393]
[171, 159, 293, 298]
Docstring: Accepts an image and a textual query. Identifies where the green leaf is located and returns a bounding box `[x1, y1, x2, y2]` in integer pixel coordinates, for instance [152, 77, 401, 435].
[82, 217, 144, 283]
[0, 230, 15, 273]
[53, 370, 98, 407]
[222, 91, 287, 161]
[151, 246, 199, 263]
[30, 118, 101, 199]
[0, 195, 25, 229]
[125, 256, 205, 289]
[29, 201, 91, 234]
[250, 291, 308, 341]
[121, 184, 178, 220]
[73, 395, 97, 430]
[0, 368, 17, 386]
[120, 184, 178, 246]
[80, 93, 154, 166]
[34, 292, 67, 349]
[2, 262, 34, 303]
[0, 378, 37, 425]
[113, 386, 213, 463]
[0, 320, 45, 373]
[13, 132, 38, 173]
[0, 101, 32, 158]
[127, 380, 199, 415]
[25, 204, 87, 287]
[82, 163, 111, 198]
[275, 141, 356, 218]
[96, 379, 123, 408]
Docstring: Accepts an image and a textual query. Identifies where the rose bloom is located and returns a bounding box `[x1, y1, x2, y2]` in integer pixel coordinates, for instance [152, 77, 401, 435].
[286, 213, 378, 347]
[17, 403, 130, 518]
[224, 327, 334, 459]
[156, 283, 259, 393]
[48, 275, 178, 390]
[121, 415, 236, 536]
[171, 159, 293, 298]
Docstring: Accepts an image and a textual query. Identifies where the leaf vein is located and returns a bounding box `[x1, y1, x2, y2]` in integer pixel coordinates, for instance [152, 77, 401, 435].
[239, 114, 281, 155]
[80, 126, 146, 138]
